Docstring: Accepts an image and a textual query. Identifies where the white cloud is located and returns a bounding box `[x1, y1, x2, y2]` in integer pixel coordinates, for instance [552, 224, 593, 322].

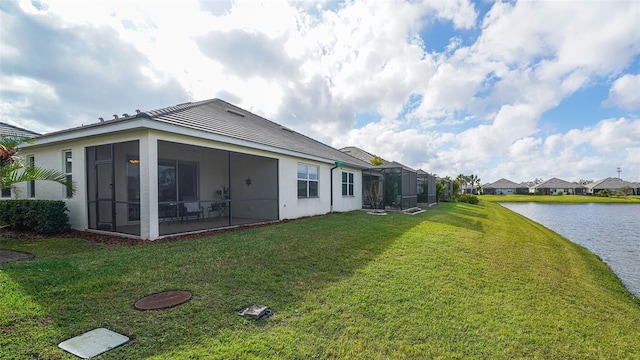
[603, 74, 640, 110]
[2, 0, 640, 182]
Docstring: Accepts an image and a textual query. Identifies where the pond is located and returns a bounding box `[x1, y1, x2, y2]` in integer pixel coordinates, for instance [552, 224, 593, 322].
[500, 203, 640, 298]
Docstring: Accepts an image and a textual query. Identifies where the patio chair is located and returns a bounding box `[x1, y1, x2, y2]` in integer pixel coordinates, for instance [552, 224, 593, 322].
[179, 200, 203, 223]
[209, 201, 228, 218]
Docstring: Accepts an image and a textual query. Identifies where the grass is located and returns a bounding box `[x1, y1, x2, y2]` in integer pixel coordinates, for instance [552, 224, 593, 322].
[480, 194, 640, 203]
[2, 203, 640, 359]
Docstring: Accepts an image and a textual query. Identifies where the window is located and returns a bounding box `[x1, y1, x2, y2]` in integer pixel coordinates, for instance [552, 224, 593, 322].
[27, 155, 35, 198]
[64, 151, 72, 198]
[1, 188, 10, 198]
[342, 171, 354, 196]
[158, 159, 199, 202]
[297, 163, 318, 198]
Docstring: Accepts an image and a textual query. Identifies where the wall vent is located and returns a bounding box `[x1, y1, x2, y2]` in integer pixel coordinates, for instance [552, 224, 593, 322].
[226, 109, 245, 117]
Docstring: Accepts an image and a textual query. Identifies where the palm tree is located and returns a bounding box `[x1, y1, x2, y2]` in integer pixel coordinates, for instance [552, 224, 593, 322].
[1, 135, 75, 196]
[456, 174, 467, 195]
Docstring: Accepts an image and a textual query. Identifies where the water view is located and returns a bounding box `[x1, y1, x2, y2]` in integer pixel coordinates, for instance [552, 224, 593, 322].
[500, 203, 640, 298]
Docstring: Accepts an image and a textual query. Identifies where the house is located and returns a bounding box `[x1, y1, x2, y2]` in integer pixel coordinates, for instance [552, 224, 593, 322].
[483, 178, 529, 195]
[417, 170, 437, 206]
[340, 146, 437, 209]
[533, 177, 586, 195]
[1, 122, 40, 138]
[14, 98, 372, 240]
[339, 146, 388, 165]
[437, 177, 453, 201]
[586, 177, 638, 195]
[1, 122, 41, 199]
[362, 161, 418, 210]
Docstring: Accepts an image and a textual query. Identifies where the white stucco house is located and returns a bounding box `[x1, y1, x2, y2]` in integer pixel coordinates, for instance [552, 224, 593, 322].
[10, 99, 371, 240]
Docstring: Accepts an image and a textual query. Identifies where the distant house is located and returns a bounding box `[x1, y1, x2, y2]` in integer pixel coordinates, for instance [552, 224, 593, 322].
[1, 122, 41, 199]
[0, 122, 40, 138]
[362, 161, 418, 210]
[15, 98, 372, 240]
[586, 177, 638, 195]
[417, 169, 437, 206]
[533, 177, 586, 195]
[339, 146, 388, 165]
[437, 177, 453, 201]
[483, 178, 529, 195]
[340, 146, 438, 209]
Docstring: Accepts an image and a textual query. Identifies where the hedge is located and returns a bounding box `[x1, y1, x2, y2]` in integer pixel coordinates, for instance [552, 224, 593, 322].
[0, 200, 71, 234]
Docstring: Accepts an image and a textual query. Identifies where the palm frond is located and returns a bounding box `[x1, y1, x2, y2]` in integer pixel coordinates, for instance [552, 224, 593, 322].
[2, 166, 75, 195]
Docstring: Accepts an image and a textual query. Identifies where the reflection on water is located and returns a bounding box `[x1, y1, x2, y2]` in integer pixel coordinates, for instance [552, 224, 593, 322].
[500, 203, 640, 298]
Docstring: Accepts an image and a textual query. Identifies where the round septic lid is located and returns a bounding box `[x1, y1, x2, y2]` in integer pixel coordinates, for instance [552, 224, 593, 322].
[0, 249, 35, 264]
[134, 290, 192, 310]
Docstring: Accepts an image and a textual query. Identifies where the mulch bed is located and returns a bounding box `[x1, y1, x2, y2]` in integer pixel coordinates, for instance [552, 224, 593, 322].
[0, 220, 289, 246]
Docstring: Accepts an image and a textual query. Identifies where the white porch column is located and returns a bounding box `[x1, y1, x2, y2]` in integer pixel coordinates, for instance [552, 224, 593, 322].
[139, 133, 159, 240]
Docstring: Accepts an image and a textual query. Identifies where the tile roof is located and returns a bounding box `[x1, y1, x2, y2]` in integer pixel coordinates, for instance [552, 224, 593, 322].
[339, 146, 387, 165]
[146, 99, 372, 168]
[485, 178, 524, 189]
[373, 160, 416, 172]
[534, 177, 584, 189]
[36, 99, 372, 169]
[587, 177, 638, 190]
[0, 122, 40, 138]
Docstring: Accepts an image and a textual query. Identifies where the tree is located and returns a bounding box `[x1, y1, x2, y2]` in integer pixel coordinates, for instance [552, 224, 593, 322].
[456, 174, 467, 195]
[435, 180, 446, 202]
[452, 179, 461, 199]
[365, 178, 383, 211]
[578, 179, 593, 185]
[615, 186, 632, 198]
[370, 155, 384, 166]
[468, 174, 481, 194]
[1, 135, 75, 196]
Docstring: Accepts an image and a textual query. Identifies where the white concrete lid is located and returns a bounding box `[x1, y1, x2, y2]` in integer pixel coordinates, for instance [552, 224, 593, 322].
[58, 327, 129, 359]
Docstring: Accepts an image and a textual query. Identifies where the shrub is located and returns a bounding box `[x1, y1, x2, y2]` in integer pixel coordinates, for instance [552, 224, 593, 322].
[0, 200, 71, 234]
[459, 194, 479, 204]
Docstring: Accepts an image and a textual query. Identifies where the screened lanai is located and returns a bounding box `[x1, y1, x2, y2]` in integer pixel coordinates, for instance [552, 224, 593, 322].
[417, 170, 437, 205]
[362, 162, 417, 210]
[86, 139, 279, 237]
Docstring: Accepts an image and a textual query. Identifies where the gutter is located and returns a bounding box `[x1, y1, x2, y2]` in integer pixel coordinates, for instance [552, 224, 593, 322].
[330, 161, 343, 212]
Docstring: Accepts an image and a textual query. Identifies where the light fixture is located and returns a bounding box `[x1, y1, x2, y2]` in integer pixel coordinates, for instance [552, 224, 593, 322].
[129, 159, 140, 164]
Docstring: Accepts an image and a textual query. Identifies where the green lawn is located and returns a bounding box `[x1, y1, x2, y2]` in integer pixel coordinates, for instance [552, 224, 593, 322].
[480, 194, 640, 203]
[2, 203, 639, 359]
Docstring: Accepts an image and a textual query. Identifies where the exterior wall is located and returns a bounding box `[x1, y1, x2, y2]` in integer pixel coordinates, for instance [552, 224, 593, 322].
[332, 166, 363, 212]
[23, 127, 363, 239]
[19, 130, 149, 231]
[279, 156, 329, 219]
[496, 188, 515, 195]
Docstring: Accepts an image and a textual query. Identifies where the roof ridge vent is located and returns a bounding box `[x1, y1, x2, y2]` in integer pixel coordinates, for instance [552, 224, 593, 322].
[225, 108, 245, 117]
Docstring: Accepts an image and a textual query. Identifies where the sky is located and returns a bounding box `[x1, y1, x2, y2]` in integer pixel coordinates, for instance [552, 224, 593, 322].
[1, 0, 639, 183]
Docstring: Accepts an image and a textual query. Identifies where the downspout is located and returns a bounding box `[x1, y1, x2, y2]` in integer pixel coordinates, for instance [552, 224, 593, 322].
[330, 161, 343, 212]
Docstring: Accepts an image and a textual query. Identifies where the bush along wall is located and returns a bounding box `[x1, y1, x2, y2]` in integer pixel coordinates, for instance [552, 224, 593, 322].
[459, 194, 480, 204]
[0, 200, 71, 234]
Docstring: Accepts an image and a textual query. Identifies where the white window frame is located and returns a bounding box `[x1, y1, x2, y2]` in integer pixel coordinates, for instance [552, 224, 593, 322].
[297, 163, 319, 198]
[27, 155, 35, 198]
[342, 171, 354, 196]
[63, 150, 72, 198]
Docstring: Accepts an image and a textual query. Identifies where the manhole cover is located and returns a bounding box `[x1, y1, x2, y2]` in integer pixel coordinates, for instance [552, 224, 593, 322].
[0, 249, 35, 264]
[134, 290, 192, 310]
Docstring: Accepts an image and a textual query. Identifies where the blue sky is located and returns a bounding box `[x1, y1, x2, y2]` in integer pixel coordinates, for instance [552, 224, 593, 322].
[1, 0, 639, 183]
